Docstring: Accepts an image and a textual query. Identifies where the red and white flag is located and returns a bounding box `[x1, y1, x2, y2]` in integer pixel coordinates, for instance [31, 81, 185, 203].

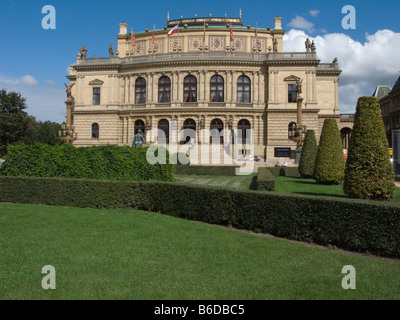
[230, 25, 234, 42]
[168, 24, 179, 37]
[203, 21, 206, 42]
[151, 25, 155, 44]
[131, 28, 136, 46]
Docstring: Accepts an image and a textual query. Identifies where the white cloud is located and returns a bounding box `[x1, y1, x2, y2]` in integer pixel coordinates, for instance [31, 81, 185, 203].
[287, 16, 315, 33]
[20, 75, 38, 86]
[283, 29, 400, 114]
[0, 74, 65, 122]
[309, 10, 320, 18]
[43, 79, 56, 85]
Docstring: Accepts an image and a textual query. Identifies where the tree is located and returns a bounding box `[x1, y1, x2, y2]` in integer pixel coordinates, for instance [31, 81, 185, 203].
[0, 89, 29, 157]
[314, 119, 346, 184]
[344, 97, 395, 200]
[299, 130, 318, 178]
[24, 117, 62, 146]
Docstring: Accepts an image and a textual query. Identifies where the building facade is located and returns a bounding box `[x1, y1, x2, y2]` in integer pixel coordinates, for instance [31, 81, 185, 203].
[65, 15, 352, 160]
[378, 77, 400, 148]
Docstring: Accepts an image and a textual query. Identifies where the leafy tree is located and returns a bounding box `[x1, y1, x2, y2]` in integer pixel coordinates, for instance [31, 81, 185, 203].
[344, 97, 395, 200]
[314, 119, 346, 184]
[299, 130, 318, 178]
[0, 89, 29, 156]
[24, 117, 62, 146]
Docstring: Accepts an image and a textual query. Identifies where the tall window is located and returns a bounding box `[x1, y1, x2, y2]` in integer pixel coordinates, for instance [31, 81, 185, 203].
[210, 75, 224, 102]
[92, 123, 99, 139]
[134, 120, 145, 135]
[93, 87, 101, 105]
[158, 76, 171, 103]
[135, 77, 146, 104]
[184, 75, 197, 102]
[210, 118, 224, 144]
[158, 119, 170, 144]
[288, 84, 297, 103]
[237, 76, 251, 103]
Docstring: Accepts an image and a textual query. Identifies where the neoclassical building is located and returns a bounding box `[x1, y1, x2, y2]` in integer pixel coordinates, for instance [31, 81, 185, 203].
[65, 14, 352, 160]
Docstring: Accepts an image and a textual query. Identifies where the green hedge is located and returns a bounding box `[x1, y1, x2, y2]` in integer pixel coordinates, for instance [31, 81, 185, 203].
[257, 168, 276, 191]
[0, 143, 173, 182]
[1, 176, 400, 258]
[174, 165, 240, 176]
[267, 167, 300, 177]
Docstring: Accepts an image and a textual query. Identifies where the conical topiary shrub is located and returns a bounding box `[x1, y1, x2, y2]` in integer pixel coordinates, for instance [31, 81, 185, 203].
[344, 96, 395, 200]
[314, 119, 346, 184]
[299, 130, 318, 178]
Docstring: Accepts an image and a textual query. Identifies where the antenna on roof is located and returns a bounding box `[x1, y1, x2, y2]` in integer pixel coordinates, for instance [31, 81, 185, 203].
[167, 12, 170, 22]
[240, 8, 242, 19]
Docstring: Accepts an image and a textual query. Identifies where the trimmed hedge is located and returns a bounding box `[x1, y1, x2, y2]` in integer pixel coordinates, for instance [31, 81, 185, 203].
[344, 97, 395, 200]
[267, 167, 300, 178]
[0, 143, 173, 182]
[1, 176, 400, 258]
[257, 168, 276, 191]
[174, 165, 240, 176]
[299, 130, 318, 178]
[314, 119, 346, 184]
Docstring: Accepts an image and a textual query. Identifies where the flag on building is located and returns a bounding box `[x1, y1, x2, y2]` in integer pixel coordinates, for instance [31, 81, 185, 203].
[255, 23, 259, 44]
[203, 21, 206, 43]
[230, 25, 234, 42]
[131, 28, 136, 46]
[168, 24, 179, 37]
[151, 25, 155, 44]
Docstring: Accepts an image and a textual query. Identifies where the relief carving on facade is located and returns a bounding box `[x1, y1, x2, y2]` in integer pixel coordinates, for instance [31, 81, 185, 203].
[188, 37, 203, 51]
[209, 36, 225, 51]
[169, 38, 183, 52]
[232, 36, 246, 52]
[130, 40, 146, 56]
[251, 37, 266, 52]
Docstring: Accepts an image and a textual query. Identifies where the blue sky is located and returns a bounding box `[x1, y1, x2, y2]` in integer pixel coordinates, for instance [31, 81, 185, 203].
[0, 0, 399, 122]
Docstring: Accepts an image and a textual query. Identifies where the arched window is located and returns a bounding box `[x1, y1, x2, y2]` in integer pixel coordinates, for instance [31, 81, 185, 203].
[182, 118, 196, 144]
[210, 118, 224, 144]
[135, 77, 146, 104]
[237, 75, 251, 103]
[158, 119, 169, 144]
[158, 76, 171, 103]
[92, 123, 99, 139]
[184, 75, 197, 102]
[238, 119, 251, 143]
[134, 120, 145, 135]
[210, 75, 224, 102]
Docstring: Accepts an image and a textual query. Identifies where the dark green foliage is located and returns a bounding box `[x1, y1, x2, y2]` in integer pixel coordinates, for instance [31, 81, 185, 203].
[344, 97, 395, 200]
[1, 176, 400, 258]
[257, 168, 276, 191]
[170, 152, 190, 165]
[174, 165, 240, 176]
[314, 119, 346, 184]
[0, 143, 173, 182]
[299, 130, 318, 178]
[23, 117, 62, 146]
[267, 167, 300, 178]
[0, 89, 29, 156]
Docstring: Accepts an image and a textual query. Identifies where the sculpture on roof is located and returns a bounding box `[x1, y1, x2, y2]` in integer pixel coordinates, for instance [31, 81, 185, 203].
[78, 45, 87, 59]
[109, 44, 114, 57]
[305, 38, 311, 52]
[273, 39, 278, 52]
[311, 40, 316, 53]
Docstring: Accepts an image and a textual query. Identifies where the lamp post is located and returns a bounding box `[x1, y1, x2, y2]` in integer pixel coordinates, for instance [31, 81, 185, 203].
[288, 79, 307, 163]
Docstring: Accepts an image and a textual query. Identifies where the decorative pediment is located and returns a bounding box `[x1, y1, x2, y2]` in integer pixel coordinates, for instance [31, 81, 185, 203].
[284, 75, 301, 82]
[89, 79, 104, 86]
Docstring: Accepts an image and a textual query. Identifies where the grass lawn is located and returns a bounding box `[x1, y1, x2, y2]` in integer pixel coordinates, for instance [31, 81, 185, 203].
[174, 173, 258, 190]
[275, 176, 400, 202]
[1, 202, 399, 300]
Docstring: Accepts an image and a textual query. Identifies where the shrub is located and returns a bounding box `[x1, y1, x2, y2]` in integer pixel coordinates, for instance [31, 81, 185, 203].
[314, 119, 346, 184]
[299, 130, 318, 178]
[257, 168, 276, 191]
[1, 176, 400, 258]
[344, 97, 395, 200]
[174, 165, 240, 176]
[0, 143, 173, 182]
[267, 167, 300, 178]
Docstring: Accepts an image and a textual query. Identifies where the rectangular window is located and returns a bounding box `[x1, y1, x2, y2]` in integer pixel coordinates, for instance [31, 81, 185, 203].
[93, 87, 101, 105]
[288, 84, 297, 103]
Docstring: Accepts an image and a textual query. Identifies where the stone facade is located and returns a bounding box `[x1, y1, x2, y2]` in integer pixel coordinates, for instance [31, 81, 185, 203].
[66, 15, 352, 160]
